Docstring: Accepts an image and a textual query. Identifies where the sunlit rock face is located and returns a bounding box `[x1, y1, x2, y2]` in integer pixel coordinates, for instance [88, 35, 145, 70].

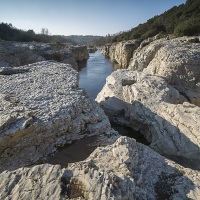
[101, 40, 141, 68]
[0, 136, 199, 200]
[96, 69, 200, 165]
[0, 61, 114, 172]
[0, 40, 89, 70]
[129, 36, 200, 106]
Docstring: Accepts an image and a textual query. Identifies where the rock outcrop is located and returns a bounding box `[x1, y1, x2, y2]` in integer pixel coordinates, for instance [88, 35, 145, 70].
[0, 61, 114, 173]
[0, 40, 89, 70]
[101, 40, 141, 68]
[0, 136, 199, 200]
[129, 36, 200, 106]
[96, 69, 200, 166]
[87, 46, 97, 53]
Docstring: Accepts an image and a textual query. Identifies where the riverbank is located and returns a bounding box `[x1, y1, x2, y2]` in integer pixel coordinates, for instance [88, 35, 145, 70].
[0, 37, 200, 199]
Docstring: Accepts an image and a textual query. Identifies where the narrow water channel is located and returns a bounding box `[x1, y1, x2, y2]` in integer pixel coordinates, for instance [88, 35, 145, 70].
[43, 50, 147, 167]
[79, 50, 148, 143]
[79, 50, 117, 99]
[43, 50, 197, 171]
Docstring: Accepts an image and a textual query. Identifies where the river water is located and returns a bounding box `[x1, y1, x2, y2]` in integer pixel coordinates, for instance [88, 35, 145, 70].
[79, 50, 148, 144]
[44, 51, 197, 170]
[43, 50, 147, 167]
[79, 50, 119, 99]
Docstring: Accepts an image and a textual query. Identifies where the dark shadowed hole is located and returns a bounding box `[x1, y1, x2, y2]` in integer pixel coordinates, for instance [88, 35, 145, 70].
[0, 68, 29, 75]
[163, 154, 200, 171]
[111, 122, 150, 146]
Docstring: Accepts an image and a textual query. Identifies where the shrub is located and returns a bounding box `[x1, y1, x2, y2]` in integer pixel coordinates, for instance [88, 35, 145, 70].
[174, 18, 200, 36]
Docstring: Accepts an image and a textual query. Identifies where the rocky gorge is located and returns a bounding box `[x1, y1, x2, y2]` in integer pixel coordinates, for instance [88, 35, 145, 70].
[0, 35, 200, 199]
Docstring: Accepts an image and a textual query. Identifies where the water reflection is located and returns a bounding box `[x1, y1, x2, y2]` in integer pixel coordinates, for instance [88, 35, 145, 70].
[79, 50, 121, 99]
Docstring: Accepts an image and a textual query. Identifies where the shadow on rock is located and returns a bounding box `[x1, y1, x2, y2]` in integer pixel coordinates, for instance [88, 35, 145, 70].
[100, 96, 200, 170]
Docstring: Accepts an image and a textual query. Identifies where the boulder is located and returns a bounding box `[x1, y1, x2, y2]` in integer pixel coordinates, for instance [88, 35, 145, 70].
[96, 70, 200, 166]
[0, 136, 199, 199]
[0, 40, 89, 70]
[101, 40, 141, 68]
[129, 36, 200, 106]
[0, 61, 114, 172]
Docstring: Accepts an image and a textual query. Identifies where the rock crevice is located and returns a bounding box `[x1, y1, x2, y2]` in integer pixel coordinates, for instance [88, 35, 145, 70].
[96, 69, 200, 166]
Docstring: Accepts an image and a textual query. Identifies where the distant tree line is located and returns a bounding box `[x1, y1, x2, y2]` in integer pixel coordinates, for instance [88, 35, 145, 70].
[0, 23, 74, 43]
[63, 34, 113, 46]
[0, 23, 112, 46]
[112, 0, 200, 42]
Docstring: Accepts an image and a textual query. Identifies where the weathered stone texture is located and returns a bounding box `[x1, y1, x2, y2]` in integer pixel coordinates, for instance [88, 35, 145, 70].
[129, 37, 200, 105]
[101, 40, 140, 68]
[0, 61, 113, 172]
[0, 137, 199, 200]
[0, 40, 89, 70]
[96, 70, 200, 164]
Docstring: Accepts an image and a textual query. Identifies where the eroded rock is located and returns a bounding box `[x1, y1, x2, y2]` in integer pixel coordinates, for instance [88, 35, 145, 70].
[0, 137, 199, 200]
[96, 69, 200, 165]
[129, 36, 200, 106]
[101, 40, 141, 68]
[0, 61, 114, 172]
[87, 46, 97, 53]
[0, 40, 89, 70]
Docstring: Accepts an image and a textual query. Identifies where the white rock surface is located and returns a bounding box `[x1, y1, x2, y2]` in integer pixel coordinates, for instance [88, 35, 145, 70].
[0, 61, 114, 172]
[96, 70, 200, 164]
[101, 40, 140, 68]
[0, 136, 199, 200]
[129, 37, 200, 106]
[0, 40, 89, 70]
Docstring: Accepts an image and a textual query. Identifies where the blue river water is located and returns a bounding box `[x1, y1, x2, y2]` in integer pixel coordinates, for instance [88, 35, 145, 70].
[79, 50, 118, 99]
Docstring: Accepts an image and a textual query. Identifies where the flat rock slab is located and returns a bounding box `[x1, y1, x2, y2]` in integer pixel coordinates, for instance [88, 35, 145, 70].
[0, 61, 113, 172]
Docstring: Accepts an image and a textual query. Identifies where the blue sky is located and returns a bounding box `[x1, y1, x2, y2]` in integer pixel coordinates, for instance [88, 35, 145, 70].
[0, 0, 186, 36]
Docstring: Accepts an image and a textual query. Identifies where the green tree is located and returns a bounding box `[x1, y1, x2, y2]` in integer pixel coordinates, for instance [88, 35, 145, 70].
[174, 18, 200, 36]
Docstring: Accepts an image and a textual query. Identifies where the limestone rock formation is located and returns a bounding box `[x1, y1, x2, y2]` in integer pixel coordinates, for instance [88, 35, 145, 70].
[0, 40, 89, 70]
[0, 136, 199, 200]
[128, 36, 200, 106]
[0, 61, 114, 172]
[101, 40, 141, 68]
[96, 70, 200, 166]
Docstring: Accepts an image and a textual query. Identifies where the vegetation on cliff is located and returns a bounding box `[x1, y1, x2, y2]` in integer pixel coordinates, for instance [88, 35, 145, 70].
[113, 0, 200, 42]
